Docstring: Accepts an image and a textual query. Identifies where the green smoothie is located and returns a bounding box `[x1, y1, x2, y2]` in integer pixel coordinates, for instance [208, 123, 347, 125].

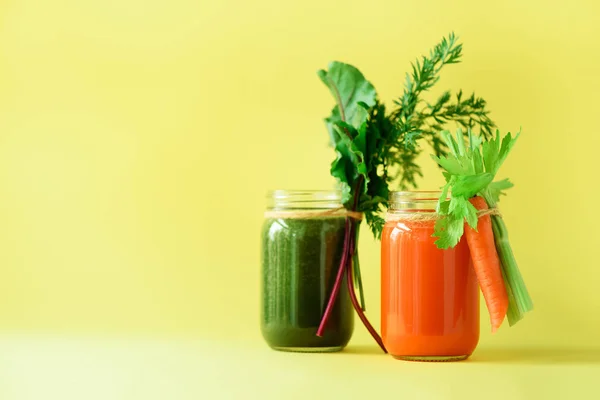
[261, 216, 354, 352]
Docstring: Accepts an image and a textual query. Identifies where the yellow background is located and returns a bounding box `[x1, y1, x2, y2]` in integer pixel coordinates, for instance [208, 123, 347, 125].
[1, 0, 599, 359]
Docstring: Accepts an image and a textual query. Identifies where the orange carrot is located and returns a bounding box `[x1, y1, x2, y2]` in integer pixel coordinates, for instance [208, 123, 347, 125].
[465, 196, 509, 333]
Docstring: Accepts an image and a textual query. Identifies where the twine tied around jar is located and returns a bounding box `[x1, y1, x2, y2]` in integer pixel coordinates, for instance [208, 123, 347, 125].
[385, 207, 501, 222]
[264, 207, 364, 220]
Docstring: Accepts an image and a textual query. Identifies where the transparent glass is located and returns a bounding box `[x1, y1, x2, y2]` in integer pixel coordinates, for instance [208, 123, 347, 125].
[261, 190, 354, 352]
[381, 191, 480, 361]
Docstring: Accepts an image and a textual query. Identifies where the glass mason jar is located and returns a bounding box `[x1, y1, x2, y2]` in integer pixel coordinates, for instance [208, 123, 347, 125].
[261, 190, 354, 352]
[381, 191, 479, 361]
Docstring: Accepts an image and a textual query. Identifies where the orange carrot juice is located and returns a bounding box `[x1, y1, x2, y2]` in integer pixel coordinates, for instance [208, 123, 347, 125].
[381, 192, 479, 361]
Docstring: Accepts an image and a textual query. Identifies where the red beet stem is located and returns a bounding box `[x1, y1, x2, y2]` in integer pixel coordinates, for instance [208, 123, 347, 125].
[346, 237, 387, 353]
[317, 176, 386, 352]
[316, 217, 353, 337]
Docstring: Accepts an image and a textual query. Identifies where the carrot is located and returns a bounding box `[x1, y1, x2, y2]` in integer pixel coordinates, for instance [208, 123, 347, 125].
[465, 196, 509, 333]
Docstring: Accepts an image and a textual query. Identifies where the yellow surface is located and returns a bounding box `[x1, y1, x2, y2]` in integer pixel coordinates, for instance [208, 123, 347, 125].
[0, 336, 598, 399]
[0, 0, 599, 396]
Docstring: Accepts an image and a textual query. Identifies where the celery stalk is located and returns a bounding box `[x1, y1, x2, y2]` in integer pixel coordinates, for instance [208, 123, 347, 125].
[490, 214, 534, 325]
[483, 191, 533, 326]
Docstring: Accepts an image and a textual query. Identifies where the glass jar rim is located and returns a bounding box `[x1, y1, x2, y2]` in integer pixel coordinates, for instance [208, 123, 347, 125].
[267, 189, 342, 199]
[267, 189, 343, 210]
[388, 190, 444, 212]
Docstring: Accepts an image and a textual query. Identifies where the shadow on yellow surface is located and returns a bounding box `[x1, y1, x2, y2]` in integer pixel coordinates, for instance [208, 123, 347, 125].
[343, 346, 600, 364]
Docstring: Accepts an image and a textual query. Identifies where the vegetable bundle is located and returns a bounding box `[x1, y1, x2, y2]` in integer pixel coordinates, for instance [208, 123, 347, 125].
[316, 34, 499, 350]
[432, 129, 533, 330]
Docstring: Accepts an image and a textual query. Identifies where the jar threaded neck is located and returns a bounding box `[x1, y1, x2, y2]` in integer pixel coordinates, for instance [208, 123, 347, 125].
[267, 190, 343, 210]
[388, 191, 443, 212]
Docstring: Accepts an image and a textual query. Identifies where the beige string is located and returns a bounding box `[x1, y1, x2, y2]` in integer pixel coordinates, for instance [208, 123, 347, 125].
[264, 207, 363, 220]
[385, 207, 501, 222]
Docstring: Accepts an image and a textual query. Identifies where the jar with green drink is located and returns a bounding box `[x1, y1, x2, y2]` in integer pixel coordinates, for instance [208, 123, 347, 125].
[260, 190, 355, 352]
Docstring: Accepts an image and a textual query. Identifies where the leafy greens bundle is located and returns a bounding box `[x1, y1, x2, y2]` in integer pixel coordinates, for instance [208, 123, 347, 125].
[316, 33, 497, 350]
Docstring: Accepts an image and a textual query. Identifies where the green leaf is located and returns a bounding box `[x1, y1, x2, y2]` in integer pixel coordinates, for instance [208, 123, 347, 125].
[433, 216, 464, 249]
[353, 121, 368, 161]
[359, 195, 388, 211]
[482, 129, 501, 173]
[436, 179, 452, 213]
[455, 128, 466, 156]
[448, 196, 467, 216]
[431, 154, 468, 175]
[451, 173, 494, 198]
[481, 129, 520, 176]
[464, 199, 478, 229]
[496, 131, 520, 171]
[441, 130, 461, 157]
[320, 62, 378, 210]
[437, 200, 450, 215]
[367, 171, 389, 197]
[472, 146, 484, 174]
[447, 196, 478, 231]
[323, 105, 342, 146]
[486, 178, 514, 204]
[468, 129, 482, 152]
[329, 123, 369, 205]
[330, 158, 353, 205]
[365, 211, 386, 239]
[447, 215, 465, 243]
[490, 178, 514, 191]
[468, 129, 485, 174]
[318, 62, 377, 129]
